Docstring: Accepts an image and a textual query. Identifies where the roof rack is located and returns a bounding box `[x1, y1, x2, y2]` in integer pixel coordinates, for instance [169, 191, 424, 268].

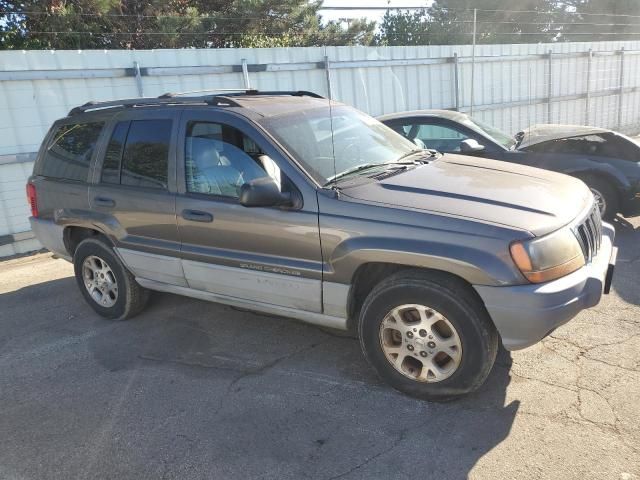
[68, 90, 325, 115]
[158, 88, 258, 98]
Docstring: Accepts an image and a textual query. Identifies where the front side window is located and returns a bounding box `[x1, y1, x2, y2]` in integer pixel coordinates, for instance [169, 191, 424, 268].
[41, 121, 104, 181]
[262, 106, 416, 185]
[411, 123, 469, 152]
[185, 121, 273, 198]
[120, 119, 172, 189]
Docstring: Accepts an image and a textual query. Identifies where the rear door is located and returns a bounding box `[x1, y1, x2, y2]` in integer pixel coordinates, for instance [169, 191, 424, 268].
[90, 109, 185, 286]
[175, 108, 323, 312]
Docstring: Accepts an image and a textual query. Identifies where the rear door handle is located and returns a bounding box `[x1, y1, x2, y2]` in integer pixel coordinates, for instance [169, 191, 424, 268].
[181, 209, 213, 223]
[94, 196, 115, 208]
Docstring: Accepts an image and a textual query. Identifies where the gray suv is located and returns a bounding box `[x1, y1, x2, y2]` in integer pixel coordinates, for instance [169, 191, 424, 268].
[28, 91, 616, 400]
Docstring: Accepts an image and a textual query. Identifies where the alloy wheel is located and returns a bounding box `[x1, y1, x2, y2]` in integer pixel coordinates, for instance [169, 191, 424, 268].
[379, 304, 462, 382]
[82, 255, 118, 307]
[590, 187, 607, 217]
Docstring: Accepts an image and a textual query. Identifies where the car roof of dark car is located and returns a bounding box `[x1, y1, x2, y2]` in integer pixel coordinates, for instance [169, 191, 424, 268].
[377, 109, 470, 123]
[65, 91, 333, 121]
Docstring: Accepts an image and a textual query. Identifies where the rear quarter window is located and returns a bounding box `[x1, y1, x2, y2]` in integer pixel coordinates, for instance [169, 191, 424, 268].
[40, 122, 104, 181]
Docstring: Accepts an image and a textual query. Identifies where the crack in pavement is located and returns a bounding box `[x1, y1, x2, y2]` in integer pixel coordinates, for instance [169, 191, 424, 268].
[325, 426, 411, 480]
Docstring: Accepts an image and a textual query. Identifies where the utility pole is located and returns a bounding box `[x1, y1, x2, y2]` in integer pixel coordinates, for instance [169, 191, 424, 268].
[470, 8, 477, 116]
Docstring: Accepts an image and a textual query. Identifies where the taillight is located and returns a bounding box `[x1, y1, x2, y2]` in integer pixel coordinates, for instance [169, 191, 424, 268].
[26, 183, 38, 217]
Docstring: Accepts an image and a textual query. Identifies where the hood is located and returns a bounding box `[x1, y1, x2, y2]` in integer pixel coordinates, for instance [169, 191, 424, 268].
[517, 124, 611, 149]
[342, 154, 593, 236]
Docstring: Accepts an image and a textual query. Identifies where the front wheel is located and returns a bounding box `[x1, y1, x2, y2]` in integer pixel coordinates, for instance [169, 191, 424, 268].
[73, 236, 149, 320]
[579, 175, 619, 221]
[358, 270, 498, 401]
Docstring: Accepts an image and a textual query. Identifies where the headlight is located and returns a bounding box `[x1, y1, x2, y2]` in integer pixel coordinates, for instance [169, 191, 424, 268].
[510, 227, 585, 283]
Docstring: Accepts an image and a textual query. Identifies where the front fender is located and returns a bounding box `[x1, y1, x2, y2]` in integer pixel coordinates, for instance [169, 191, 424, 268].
[326, 236, 525, 287]
[554, 158, 630, 191]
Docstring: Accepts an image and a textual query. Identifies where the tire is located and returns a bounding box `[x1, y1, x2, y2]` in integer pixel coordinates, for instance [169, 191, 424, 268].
[358, 270, 498, 401]
[578, 175, 619, 221]
[73, 236, 149, 320]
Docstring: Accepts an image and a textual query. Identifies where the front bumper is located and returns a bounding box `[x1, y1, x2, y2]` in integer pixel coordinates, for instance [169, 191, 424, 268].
[474, 223, 616, 351]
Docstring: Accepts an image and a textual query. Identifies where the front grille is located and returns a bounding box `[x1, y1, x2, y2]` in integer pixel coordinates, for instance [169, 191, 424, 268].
[573, 204, 602, 264]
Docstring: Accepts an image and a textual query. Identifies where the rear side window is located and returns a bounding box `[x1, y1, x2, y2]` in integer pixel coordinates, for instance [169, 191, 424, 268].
[41, 122, 104, 181]
[121, 120, 172, 189]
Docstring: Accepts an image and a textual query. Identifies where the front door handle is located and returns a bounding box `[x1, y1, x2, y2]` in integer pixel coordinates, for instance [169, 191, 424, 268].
[181, 209, 213, 223]
[94, 196, 115, 208]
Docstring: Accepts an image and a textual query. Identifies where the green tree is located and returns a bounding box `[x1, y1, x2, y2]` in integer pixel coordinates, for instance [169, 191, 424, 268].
[0, 0, 376, 50]
[377, 0, 565, 46]
[561, 0, 640, 42]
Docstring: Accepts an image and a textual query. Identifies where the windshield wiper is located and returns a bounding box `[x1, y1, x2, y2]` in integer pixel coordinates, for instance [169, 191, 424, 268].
[396, 148, 441, 163]
[324, 163, 388, 186]
[324, 161, 417, 186]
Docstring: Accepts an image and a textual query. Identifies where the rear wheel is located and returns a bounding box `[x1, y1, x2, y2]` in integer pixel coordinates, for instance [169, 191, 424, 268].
[73, 237, 149, 320]
[358, 270, 498, 401]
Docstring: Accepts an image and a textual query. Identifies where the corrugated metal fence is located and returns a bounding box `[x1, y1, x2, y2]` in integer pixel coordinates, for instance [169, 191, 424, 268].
[2, 41, 640, 256]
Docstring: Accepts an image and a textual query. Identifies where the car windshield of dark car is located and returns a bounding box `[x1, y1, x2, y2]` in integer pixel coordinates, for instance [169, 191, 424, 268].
[464, 117, 516, 150]
[261, 105, 418, 186]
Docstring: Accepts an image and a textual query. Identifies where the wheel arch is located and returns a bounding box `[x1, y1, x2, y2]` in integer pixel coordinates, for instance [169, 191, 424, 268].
[346, 262, 492, 333]
[63, 225, 113, 258]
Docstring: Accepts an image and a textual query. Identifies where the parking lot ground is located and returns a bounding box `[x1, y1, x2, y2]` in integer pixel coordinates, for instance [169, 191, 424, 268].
[1, 218, 639, 480]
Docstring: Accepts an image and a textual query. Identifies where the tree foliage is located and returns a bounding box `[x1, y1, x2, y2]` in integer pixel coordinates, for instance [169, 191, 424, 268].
[560, 0, 640, 42]
[0, 0, 376, 49]
[2, 0, 639, 50]
[376, 0, 564, 46]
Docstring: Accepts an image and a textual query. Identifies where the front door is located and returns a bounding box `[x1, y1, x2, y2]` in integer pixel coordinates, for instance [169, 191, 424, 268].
[175, 109, 323, 312]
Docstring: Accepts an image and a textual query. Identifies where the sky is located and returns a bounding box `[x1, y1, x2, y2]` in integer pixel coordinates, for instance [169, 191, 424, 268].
[319, 0, 431, 24]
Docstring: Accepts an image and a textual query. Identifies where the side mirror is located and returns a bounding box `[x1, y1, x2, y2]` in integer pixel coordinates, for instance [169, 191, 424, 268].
[460, 138, 486, 153]
[239, 177, 292, 208]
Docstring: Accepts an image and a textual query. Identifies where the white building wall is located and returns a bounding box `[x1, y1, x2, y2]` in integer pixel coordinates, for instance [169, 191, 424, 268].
[2, 41, 640, 256]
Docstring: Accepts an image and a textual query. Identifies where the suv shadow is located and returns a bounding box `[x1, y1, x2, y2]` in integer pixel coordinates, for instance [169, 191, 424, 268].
[0, 275, 518, 479]
[611, 217, 640, 306]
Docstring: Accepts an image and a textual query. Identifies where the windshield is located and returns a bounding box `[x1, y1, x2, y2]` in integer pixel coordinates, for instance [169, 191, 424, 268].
[464, 117, 516, 150]
[261, 105, 418, 185]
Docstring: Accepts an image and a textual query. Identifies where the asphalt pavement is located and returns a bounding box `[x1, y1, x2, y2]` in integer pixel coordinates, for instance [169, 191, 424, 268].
[0, 217, 639, 480]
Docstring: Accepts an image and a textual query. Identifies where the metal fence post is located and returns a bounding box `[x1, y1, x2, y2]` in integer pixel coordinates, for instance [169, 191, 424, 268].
[324, 55, 333, 99]
[453, 53, 460, 111]
[241, 59, 251, 89]
[470, 9, 477, 116]
[547, 49, 553, 124]
[585, 49, 592, 125]
[133, 61, 144, 96]
[618, 47, 625, 130]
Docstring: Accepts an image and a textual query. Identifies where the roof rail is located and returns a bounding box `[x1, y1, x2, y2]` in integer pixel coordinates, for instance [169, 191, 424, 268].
[158, 88, 258, 98]
[229, 90, 325, 99]
[159, 89, 325, 99]
[67, 95, 243, 116]
[68, 90, 325, 116]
